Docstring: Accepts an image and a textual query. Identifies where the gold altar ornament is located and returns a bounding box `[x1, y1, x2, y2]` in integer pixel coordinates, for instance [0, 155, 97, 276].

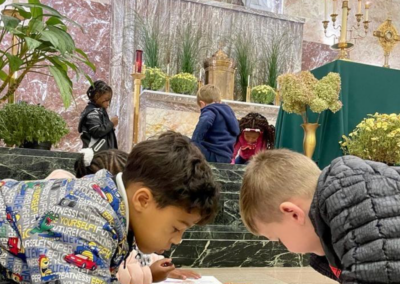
[204, 48, 236, 100]
[373, 19, 400, 68]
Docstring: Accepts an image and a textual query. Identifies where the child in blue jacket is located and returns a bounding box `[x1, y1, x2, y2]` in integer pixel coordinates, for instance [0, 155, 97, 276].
[192, 85, 240, 163]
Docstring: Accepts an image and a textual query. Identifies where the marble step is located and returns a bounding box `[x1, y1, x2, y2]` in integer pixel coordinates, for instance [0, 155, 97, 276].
[166, 225, 309, 268]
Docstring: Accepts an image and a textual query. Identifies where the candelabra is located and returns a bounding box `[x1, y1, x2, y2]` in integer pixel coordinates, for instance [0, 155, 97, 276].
[323, 0, 371, 59]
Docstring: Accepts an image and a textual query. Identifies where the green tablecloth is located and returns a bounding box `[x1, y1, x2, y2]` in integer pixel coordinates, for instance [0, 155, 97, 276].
[275, 60, 400, 169]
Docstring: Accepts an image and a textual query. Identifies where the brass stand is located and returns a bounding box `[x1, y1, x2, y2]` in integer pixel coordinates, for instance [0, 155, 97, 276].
[198, 79, 203, 91]
[246, 86, 251, 102]
[331, 42, 354, 60]
[275, 90, 280, 106]
[165, 76, 170, 93]
[132, 73, 145, 144]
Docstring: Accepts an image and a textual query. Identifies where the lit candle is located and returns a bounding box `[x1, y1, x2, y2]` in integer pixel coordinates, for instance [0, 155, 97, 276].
[333, 0, 337, 14]
[135, 50, 143, 73]
[167, 64, 170, 76]
[325, 0, 328, 20]
[339, 1, 348, 43]
[357, 0, 362, 14]
[365, 2, 370, 21]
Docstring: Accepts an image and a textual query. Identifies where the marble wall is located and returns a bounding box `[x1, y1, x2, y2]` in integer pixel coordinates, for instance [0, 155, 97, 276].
[0, 0, 112, 152]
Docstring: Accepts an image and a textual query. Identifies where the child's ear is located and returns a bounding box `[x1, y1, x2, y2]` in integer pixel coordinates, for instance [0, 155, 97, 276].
[199, 101, 206, 108]
[131, 187, 154, 212]
[279, 202, 306, 225]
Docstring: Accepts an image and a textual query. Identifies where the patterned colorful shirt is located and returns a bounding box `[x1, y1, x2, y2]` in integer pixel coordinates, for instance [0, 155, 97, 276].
[0, 170, 129, 284]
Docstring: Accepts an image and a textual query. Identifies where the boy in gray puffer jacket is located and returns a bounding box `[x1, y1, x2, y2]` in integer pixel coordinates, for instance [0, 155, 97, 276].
[240, 149, 400, 284]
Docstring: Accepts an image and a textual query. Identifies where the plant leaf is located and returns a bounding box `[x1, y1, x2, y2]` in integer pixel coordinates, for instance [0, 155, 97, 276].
[46, 16, 67, 30]
[25, 37, 42, 50]
[41, 26, 75, 54]
[5, 53, 23, 73]
[0, 0, 6, 4]
[49, 65, 72, 108]
[1, 15, 20, 29]
[0, 70, 7, 81]
[75, 48, 96, 71]
[28, 18, 45, 34]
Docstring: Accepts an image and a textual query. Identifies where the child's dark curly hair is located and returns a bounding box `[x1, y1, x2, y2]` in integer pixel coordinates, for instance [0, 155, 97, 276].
[87, 80, 113, 102]
[238, 113, 275, 149]
[122, 131, 220, 225]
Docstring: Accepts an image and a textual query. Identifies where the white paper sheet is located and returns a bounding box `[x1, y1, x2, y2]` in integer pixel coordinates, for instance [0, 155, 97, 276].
[158, 276, 222, 284]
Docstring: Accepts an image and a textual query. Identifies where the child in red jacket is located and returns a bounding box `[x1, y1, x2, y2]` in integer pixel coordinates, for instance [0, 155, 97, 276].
[232, 113, 275, 164]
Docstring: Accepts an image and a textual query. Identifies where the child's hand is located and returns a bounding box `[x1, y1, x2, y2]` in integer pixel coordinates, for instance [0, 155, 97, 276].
[169, 269, 201, 280]
[111, 116, 119, 127]
[150, 259, 175, 282]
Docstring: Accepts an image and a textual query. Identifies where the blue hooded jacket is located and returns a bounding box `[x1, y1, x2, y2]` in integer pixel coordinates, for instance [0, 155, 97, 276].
[192, 103, 240, 160]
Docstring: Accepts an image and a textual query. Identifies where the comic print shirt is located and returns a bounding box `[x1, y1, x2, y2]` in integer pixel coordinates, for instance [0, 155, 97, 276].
[0, 170, 129, 284]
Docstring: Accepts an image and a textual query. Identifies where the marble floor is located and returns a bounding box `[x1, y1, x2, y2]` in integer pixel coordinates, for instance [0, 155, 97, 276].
[193, 268, 336, 284]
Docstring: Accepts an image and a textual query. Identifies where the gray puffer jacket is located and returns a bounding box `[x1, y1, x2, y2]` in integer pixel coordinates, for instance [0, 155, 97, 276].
[309, 155, 400, 284]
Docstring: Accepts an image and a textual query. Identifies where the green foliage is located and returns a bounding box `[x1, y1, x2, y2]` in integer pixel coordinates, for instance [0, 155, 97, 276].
[259, 32, 292, 89]
[232, 32, 256, 101]
[177, 23, 202, 74]
[0, 0, 95, 107]
[340, 113, 400, 165]
[135, 14, 161, 68]
[170, 73, 197, 95]
[0, 103, 69, 146]
[142, 67, 166, 91]
[251, 85, 276, 104]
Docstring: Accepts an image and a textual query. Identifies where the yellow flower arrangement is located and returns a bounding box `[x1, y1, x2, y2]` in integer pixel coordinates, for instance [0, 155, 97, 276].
[340, 113, 400, 165]
[277, 71, 342, 124]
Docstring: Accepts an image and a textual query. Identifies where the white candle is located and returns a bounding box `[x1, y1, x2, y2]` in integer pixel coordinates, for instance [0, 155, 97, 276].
[199, 69, 202, 81]
[365, 2, 370, 21]
[325, 0, 328, 20]
[339, 1, 348, 43]
[357, 0, 362, 14]
[167, 64, 170, 76]
[248, 75, 251, 87]
[333, 0, 337, 14]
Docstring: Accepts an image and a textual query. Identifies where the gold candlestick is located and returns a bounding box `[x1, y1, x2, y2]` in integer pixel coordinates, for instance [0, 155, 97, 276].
[323, 0, 371, 60]
[198, 79, 203, 90]
[246, 86, 251, 103]
[165, 76, 170, 93]
[132, 72, 145, 144]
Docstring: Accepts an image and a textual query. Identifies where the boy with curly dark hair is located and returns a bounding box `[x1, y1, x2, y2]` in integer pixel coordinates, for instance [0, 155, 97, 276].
[0, 131, 220, 284]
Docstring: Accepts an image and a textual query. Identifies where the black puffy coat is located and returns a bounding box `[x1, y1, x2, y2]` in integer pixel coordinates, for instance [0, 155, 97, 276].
[309, 155, 400, 284]
[78, 102, 118, 150]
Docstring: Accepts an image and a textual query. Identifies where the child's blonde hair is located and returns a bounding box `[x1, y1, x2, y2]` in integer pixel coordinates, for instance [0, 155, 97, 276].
[240, 149, 321, 234]
[197, 84, 221, 105]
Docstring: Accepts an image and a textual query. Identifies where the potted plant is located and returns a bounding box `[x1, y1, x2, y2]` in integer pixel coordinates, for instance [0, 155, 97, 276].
[340, 113, 400, 165]
[0, 102, 69, 150]
[142, 67, 166, 91]
[170, 72, 197, 95]
[250, 85, 276, 105]
[277, 71, 342, 158]
[0, 0, 95, 107]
